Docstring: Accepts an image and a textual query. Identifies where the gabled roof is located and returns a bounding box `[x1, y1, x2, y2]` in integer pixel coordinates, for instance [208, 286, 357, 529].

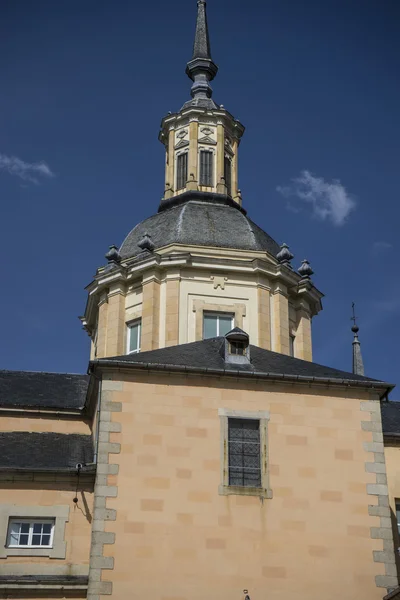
[0, 370, 89, 411]
[92, 337, 393, 395]
[381, 401, 400, 437]
[0, 432, 93, 471]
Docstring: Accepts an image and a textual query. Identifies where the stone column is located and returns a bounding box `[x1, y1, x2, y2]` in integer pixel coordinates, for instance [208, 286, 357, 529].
[232, 138, 239, 201]
[295, 304, 313, 361]
[258, 285, 271, 350]
[271, 284, 290, 355]
[96, 292, 108, 359]
[105, 284, 126, 358]
[216, 124, 226, 194]
[141, 270, 161, 352]
[187, 121, 199, 190]
[165, 128, 175, 196]
[165, 270, 180, 347]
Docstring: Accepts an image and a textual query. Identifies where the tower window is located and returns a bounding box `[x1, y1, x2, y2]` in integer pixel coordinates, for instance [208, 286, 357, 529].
[228, 418, 261, 488]
[199, 150, 213, 186]
[203, 312, 233, 339]
[127, 319, 141, 354]
[176, 153, 188, 190]
[224, 156, 232, 196]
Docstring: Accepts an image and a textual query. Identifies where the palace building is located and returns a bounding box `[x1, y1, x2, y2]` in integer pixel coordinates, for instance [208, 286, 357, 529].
[1, 3, 400, 600]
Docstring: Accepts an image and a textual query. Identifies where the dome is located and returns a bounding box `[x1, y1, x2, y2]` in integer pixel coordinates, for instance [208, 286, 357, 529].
[119, 192, 280, 260]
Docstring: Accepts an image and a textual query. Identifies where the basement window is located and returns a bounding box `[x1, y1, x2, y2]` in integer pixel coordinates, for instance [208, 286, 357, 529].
[7, 520, 54, 548]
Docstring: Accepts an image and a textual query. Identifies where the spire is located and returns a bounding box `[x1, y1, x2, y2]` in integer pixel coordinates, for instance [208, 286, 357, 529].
[185, 1, 218, 103]
[351, 302, 365, 376]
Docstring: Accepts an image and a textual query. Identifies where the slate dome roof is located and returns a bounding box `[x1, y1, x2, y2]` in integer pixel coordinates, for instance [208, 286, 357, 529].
[119, 192, 280, 260]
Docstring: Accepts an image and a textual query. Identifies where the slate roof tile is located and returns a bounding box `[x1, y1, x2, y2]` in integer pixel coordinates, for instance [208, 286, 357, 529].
[0, 370, 89, 410]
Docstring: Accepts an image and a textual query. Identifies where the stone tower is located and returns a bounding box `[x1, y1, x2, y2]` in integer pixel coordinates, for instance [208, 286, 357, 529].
[80, 0, 323, 362]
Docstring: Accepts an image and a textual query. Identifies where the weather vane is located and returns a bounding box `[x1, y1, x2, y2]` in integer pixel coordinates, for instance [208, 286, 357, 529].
[351, 302, 359, 332]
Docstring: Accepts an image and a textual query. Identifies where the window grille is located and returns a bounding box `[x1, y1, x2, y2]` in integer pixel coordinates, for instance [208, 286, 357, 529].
[200, 150, 213, 186]
[7, 520, 54, 548]
[127, 319, 141, 354]
[228, 418, 261, 487]
[176, 153, 188, 190]
[224, 156, 232, 196]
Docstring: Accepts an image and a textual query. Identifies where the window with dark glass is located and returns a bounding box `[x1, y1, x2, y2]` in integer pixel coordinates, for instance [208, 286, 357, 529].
[228, 418, 261, 487]
[199, 150, 213, 186]
[229, 341, 246, 356]
[396, 500, 400, 538]
[224, 156, 232, 196]
[176, 153, 188, 190]
[7, 520, 54, 548]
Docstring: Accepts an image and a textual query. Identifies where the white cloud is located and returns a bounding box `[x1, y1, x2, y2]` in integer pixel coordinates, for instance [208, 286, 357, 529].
[0, 153, 55, 184]
[277, 170, 356, 226]
[372, 241, 393, 255]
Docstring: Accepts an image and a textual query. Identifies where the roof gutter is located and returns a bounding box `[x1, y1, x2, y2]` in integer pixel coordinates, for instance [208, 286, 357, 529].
[89, 359, 394, 399]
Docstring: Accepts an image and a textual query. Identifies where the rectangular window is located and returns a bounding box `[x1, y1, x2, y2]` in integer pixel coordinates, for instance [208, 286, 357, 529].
[127, 319, 141, 354]
[176, 153, 188, 190]
[199, 150, 213, 186]
[7, 520, 54, 548]
[228, 418, 261, 487]
[203, 312, 233, 339]
[224, 156, 232, 196]
[289, 335, 295, 357]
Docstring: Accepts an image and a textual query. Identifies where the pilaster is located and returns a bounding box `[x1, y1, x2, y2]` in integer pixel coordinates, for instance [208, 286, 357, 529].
[216, 123, 225, 193]
[96, 293, 108, 359]
[295, 303, 313, 361]
[141, 270, 161, 352]
[271, 285, 290, 355]
[232, 138, 239, 201]
[105, 284, 126, 357]
[166, 128, 175, 197]
[165, 270, 181, 347]
[187, 121, 199, 190]
[257, 285, 271, 350]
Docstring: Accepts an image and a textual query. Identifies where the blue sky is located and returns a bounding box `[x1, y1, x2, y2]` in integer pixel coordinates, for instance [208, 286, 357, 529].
[1, 0, 399, 391]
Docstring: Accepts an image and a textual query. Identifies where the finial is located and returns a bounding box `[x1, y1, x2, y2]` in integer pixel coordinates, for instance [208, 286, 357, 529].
[298, 259, 314, 279]
[105, 245, 121, 263]
[185, 1, 218, 101]
[137, 232, 155, 253]
[351, 302, 364, 376]
[351, 301, 359, 333]
[277, 243, 294, 268]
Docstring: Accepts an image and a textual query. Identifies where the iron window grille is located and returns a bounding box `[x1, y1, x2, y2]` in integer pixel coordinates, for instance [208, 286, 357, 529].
[228, 418, 261, 488]
[7, 520, 54, 548]
[176, 152, 188, 190]
[199, 150, 213, 186]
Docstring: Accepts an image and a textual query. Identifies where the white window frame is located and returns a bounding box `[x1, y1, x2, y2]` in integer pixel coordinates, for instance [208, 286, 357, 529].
[203, 311, 234, 339]
[0, 505, 69, 559]
[7, 519, 55, 549]
[218, 409, 273, 499]
[127, 318, 141, 354]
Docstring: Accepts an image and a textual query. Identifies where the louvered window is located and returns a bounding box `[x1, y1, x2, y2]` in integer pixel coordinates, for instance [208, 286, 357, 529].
[224, 156, 232, 196]
[228, 418, 261, 488]
[199, 150, 213, 186]
[176, 153, 188, 190]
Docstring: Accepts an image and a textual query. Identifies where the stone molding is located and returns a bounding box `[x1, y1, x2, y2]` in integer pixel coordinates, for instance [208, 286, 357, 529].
[0, 504, 69, 559]
[361, 400, 399, 590]
[87, 380, 122, 600]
